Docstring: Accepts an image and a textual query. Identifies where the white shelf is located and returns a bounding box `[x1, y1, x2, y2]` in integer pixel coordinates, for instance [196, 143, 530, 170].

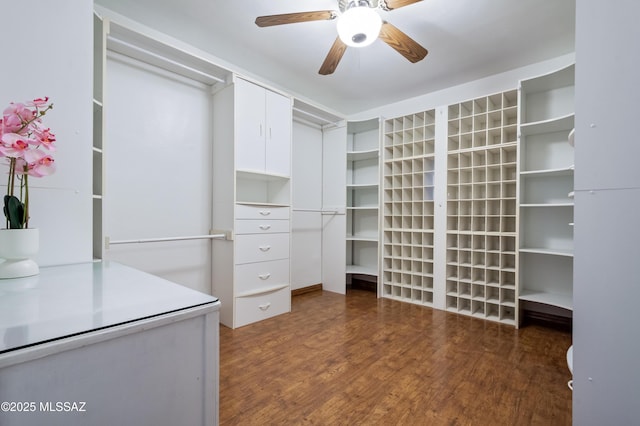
[520, 113, 575, 136]
[346, 264, 378, 276]
[235, 201, 290, 207]
[347, 206, 378, 210]
[236, 169, 291, 181]
[347, 183, 378, 189]
[520, 166, 574, 177]
[520, 203, 574, 208]
[347, 149, 379, 161]
[519, 289, 573, 311]
[520, 247, 573, 257]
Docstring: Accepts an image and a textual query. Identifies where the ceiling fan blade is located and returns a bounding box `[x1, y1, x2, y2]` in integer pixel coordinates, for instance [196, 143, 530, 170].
[379, 22, 428, 63]
[382, 0, 423, 10]
[255, 11, 336, 27]
[319, 37, 348, 75]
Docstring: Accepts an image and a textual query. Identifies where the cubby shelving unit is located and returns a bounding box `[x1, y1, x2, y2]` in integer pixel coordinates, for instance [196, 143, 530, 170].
[518, 63, 575, 316]
[381, 110, 436, 306]
[346, 119, 380, 278]
[92, 11, 108, 260]
[445, 90, 519, 325]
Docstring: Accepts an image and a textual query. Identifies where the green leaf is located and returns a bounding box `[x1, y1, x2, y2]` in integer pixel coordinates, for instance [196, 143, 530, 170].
[3, 195, 25, 229]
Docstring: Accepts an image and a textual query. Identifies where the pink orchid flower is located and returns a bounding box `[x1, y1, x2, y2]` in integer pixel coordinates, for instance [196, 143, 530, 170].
[2, 103, 35, 133]
[30, 121, 56, 150]
[18, 149, 56, 177]
[0, 133, 30, 158]
[26, 97, 50, 108]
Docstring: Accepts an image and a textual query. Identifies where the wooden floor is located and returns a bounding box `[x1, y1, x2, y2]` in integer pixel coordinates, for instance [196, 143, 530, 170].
[219, 289, 572, 425]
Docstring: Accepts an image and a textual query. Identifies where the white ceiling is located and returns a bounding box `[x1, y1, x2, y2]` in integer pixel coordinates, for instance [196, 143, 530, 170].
[95, 0, 576, 116]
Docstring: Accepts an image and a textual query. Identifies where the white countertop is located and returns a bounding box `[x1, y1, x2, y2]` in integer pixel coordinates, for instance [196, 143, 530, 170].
[0, 261, 218, 353]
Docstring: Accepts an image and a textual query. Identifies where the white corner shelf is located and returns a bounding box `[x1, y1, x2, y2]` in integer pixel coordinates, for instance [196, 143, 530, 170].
[519, 289, 573, 311]
[346, 119, 381, 280]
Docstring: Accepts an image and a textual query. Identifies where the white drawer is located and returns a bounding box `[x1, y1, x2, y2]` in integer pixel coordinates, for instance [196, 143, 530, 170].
[235, 219, 289, 235]
[235, 286, 290, 328]
[235, 233, 289, 264]
[235, 259, 290, 295]
[235, 204, 290, 220]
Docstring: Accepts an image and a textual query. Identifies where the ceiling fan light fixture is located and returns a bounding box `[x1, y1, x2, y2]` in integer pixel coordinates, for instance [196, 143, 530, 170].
[337, 2, 382, 48]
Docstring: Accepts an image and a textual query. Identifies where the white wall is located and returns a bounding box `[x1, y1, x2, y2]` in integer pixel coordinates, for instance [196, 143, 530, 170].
[1, 1, 93, 266]
[573, 0, 640, 423]
[291, 121, 323, 290]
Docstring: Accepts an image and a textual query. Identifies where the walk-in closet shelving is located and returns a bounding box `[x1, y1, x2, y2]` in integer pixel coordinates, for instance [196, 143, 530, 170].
[346, 119, 380, 277]
[446, 90, 519, 325]
[518, 64, 575, 314]
[381, 110, 436, 306]
[93, 11, 108, 259]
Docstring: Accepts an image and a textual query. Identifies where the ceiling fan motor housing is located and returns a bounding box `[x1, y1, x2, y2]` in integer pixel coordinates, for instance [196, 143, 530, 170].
[338, 0, 382, 47]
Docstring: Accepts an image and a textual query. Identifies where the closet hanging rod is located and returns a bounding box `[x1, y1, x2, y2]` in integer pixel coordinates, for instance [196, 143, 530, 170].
[106, 233, 226, 249]
[107, 36, 226, 84]
[292, 208, 345, 215]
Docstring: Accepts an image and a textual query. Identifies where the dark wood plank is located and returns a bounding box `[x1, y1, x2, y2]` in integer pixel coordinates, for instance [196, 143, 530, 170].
[219, 289, 572, 425]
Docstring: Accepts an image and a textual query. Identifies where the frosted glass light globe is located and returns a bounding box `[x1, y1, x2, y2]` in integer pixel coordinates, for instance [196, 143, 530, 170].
[337, 6, 382, 47]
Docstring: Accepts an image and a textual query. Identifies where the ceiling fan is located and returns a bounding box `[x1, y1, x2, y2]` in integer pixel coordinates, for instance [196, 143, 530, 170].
[255, 0, 428, 75]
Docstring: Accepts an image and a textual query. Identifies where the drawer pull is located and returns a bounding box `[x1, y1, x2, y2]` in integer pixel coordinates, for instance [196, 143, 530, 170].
[259, 303, 271, 311]
[259, 245, 271, 252]
[258, 273, 271, 280]
[259, 224, 271, 230]
[259, 210, 271, 216]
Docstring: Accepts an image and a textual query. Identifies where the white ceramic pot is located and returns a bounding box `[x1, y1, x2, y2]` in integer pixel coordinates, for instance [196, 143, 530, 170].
[0, 228, 40, 279]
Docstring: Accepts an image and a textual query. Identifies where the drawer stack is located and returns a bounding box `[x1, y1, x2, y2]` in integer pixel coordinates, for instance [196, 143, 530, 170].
[233, 205, 291, 327]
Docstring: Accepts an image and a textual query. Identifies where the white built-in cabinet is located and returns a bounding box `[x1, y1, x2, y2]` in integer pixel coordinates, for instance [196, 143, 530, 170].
[212, 77, 293, 328]
[518, 63, 575, 315]
[346, 119, 380, 278]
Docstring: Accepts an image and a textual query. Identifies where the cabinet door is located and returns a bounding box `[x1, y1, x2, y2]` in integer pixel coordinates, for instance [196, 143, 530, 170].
[265, 90, 291, 176]
[235, 78, 266, 172]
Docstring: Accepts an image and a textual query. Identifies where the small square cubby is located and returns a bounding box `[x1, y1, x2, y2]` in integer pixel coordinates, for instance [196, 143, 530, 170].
[459, 185, 472, 200]
[472, 268, 485, 284]
[486, 303, 500, 320]
[486, 252, 500, 269]
[486, 269, 500, 285]
[460, 100, 473, 117]
[488, 111, 502, 129]
[424, 139, 435, 155]
[459, 217, 472, 232]
[402, 216, 413, 229]
[502, 200, 516, 216]
[459, 234, 472, 250]
[473, 252, 486, 268]
[501, 271, 516, 288]
[447, 215, 458, 232]
[502, 145, 517, 164]
[423, 291, 434, 305]
[422, 216, 434, 231]
[473, 97, 487, 114]
[382, 284, 393, 296]
[424, 186, 434, 201]
[501, 288, 516, 305]
[472, 300, 486, 317]
[473, 131, 487, 148]
[486, 235, 500, 252]
[459, 200, 472, 216]
[503, 90, 517, 108]
[459, 168, 473, 184]
[459, 281, 471, 297]
[447, 234, 458, 249]
[411, 289, 423, 302]
[503, 126, 517, 144]
[446, 280, 458, 295]
[458, 298, 471, 314]
[502, 182, 516, 199]
[472, 150, 486, 167]
[459, 151, 472, 168]
[471, 284, 485, 301]
[501, 216, 516, 233]
[391, 285, 402, 298]
[411, 247, 422, 261]
[473, 114, 487, 132]
[461, 116, 473, 134]
[472, 200, 486, 216]
[423, 232, 434, 247]
[402, 245, 411, 259]
[488, 128, 502, 145]
[411, 232, 423, 246]
[472, 234, 485, 251]
[502, 164, 517, 181]
[448, 104, 460, 120]
[448, 136, 460, 152]
[459, 267, 472, 283]
[487, 93, 502, 111]
[448, 119, 460, 136]
[486, 165, 500, 182]
[486, 217, 500, 233]
[401, 287, 411, 300]
[447, 185, 459, 200]
[500, 306, 515, 322]
[501, 253, 516, 270]
[487, 183, 501, 199]
[473, 167, 486, 183]
[422, 261, 434, 275]
[501, 236, 516, 253]
[411, 273, 422, 287]
[486, 286, 500, 303]
[446, 265, 459, 281]
[458, 250, 472, 266]
[486, 200, 500, 216]
[423, 276, 434, 291]
[392, 215, 402, 229]
[446, 295, 458, 311]
[472, 217, 486, 232]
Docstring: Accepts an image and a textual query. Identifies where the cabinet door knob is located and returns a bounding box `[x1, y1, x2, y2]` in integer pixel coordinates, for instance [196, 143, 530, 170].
[259, 245, 271, 252]
[259, 224, 271, 230]
[259, 210, 271, 216]
[258, 303, 271, 311]
[258, 273, 271, 280]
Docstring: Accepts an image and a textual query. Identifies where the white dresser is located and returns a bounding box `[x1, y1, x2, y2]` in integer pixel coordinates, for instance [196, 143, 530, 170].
[0, 261, 220, 426]
[212, 76, 293, 328]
